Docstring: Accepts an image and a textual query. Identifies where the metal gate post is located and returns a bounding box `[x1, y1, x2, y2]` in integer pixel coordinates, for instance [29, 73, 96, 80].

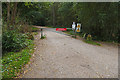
[74, 29, 76, 38]
[41, 28, 43, 38]
[74, 27, 76, 38]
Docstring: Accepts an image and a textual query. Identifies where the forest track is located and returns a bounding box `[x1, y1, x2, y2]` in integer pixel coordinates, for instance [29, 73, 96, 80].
[22, 26, 118, 78]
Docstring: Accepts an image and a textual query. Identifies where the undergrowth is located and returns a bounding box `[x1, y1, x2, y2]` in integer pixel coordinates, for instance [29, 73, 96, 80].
[2, 40, 34, 78]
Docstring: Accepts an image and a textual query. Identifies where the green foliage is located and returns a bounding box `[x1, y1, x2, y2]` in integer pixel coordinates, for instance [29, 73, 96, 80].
[41, 35, 46, 39]
[75, 2, 118, 42]
[2, 2, 119, 43]
[57, 2, 76, 27]
[84, 40, 101, 46]
[2, 41, 34, 78]
[26, 11, 45, 26]
[56, 2, 118, 42]
[26, 33, 34, 40]
[87, 34, 92, 41]
[65, 30, 74, 35]
[2, 30, 33, 53]
[32, 27, 39, 32]
[32, 32, 38, 35]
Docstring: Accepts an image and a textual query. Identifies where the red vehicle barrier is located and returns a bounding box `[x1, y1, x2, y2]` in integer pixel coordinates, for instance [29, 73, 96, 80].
[56, 28, 67, 31]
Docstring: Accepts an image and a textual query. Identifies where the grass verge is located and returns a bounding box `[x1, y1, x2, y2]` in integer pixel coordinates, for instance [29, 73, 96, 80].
[64, 31, 74, 35]
[64, 30, 101, 46]
[2, 40, 34, 78]
[84, 40, 101, 46]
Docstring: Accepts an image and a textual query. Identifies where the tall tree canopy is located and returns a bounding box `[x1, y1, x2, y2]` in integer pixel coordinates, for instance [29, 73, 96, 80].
[2, 2, 119, 42]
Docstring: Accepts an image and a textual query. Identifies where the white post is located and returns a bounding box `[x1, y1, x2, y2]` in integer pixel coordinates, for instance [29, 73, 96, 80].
[72, 22, 76, 38]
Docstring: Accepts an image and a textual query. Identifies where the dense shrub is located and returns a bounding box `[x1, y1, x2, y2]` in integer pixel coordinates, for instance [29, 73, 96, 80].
[26, 32, 34, 40]
[2, 30, 33, 54]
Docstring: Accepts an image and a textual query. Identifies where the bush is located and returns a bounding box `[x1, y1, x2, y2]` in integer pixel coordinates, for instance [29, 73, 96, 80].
[26, 32, 34, 40]
[2, 41, 34, 78]
[2, 30, 32, 54]
[87, 34, 92, 41]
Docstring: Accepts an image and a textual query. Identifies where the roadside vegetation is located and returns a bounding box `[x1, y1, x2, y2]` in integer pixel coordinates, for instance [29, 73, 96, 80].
[83, 40, 101, 46]
[2, 2, 40, 78]
[2, 41, 34, 78]
[41, 35, 46, 39]
[2, 2, 119, 43]
[40, 2, 119, 44]
[2, 25, 39, 78]
[2, 27, 38, 78]
[64, 29, 101, 46]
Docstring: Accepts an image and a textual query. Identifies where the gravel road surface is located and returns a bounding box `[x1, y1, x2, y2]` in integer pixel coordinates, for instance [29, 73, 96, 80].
[22, 27, 118, 78]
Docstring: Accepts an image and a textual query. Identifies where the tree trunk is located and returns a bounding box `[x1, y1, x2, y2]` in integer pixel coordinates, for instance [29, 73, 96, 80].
[52, 3, 55, 27]
[11, 2, 18, 26]
[7, 2, 10, 28]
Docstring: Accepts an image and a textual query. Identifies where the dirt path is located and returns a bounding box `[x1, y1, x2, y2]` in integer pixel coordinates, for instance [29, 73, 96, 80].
[22, 27, 118, 78]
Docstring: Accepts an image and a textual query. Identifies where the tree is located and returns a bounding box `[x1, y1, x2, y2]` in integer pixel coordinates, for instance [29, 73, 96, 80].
[11, 2, 18, 25]
[7, 2, 10, 27]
